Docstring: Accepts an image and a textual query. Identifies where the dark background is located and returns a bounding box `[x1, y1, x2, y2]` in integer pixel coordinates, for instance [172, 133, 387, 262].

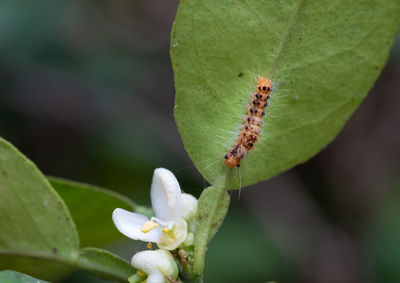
[1, 1, 399, 282]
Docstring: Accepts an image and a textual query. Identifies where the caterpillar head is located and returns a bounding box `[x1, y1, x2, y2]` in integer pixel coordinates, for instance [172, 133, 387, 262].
[257, 76, 272, 94]
[224, 153, 240, 168]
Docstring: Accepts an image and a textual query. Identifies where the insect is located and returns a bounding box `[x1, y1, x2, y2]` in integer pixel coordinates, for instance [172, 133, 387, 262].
[224, 76, 272, 168]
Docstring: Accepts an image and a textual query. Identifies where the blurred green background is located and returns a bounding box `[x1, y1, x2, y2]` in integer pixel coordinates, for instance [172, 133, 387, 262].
[0, 1, 399, 282]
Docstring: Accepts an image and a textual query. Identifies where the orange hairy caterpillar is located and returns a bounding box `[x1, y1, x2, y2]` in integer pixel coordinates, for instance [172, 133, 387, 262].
[224, 76, 272, 168]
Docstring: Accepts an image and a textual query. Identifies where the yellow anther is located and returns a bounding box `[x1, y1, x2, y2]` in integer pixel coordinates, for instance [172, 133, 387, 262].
[162, 227, 170, 233]
[141, 220, 159, 233]
[146, 242, 152, 249]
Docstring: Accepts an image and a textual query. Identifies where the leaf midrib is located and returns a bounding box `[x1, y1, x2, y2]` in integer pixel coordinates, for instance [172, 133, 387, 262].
[269, 0, 305, 76]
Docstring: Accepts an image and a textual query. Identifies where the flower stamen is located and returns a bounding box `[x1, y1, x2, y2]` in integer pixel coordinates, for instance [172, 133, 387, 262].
[151, 217, 174, 231]
[141, 220, 159, 233]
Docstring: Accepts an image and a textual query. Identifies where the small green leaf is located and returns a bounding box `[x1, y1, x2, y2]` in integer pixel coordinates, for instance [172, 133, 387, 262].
[193, 186, 230, 276]
[77, 247, 136, 283]
[171, 0, 400, 189]
[0, 270, 50, 283]
[195, 187, 230, 243]
[0, 137, 79, 281]
[48, 177, 136, 247]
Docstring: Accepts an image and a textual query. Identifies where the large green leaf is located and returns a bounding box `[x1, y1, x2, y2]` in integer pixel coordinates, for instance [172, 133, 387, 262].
[171, 0, 400, 189]
[0, 138, 135, 282]
[48, 177, 136, 247]
[0, 137, 80, 281]
[0, 270, 50, 283]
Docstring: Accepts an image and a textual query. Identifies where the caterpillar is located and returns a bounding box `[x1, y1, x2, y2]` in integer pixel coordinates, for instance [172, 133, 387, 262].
[224, 76, 272, 168]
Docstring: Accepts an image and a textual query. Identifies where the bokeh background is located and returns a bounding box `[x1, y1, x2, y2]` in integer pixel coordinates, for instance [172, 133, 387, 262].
[1, 1, 399, 283]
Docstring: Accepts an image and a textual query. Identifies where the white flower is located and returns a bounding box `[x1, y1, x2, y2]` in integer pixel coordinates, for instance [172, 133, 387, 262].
[130, 249, 178, 283]
[112, 168, 197, 250]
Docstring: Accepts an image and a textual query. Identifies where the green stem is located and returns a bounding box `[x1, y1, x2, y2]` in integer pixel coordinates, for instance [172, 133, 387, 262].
[191, 186, 230, 278]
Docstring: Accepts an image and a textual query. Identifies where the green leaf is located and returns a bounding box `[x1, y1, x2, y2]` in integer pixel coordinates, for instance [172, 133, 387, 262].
[48, 177, 136, 247]
[195, 187, 230, 243]
[0, 270, 50, 283]
[77, 247, 136, 282]
[0, 137, 80, 281]
[171, 0, 400, 189]
[0, 138, 135, 282]
[193, 186, 230, 276]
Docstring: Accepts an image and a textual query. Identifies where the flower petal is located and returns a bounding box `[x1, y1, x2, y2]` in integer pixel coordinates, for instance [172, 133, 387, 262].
[131, 249, 178, 283]
[151, 168, 182, 221]
[112, 208, 162, 243]
[181, 193, 198, 220]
